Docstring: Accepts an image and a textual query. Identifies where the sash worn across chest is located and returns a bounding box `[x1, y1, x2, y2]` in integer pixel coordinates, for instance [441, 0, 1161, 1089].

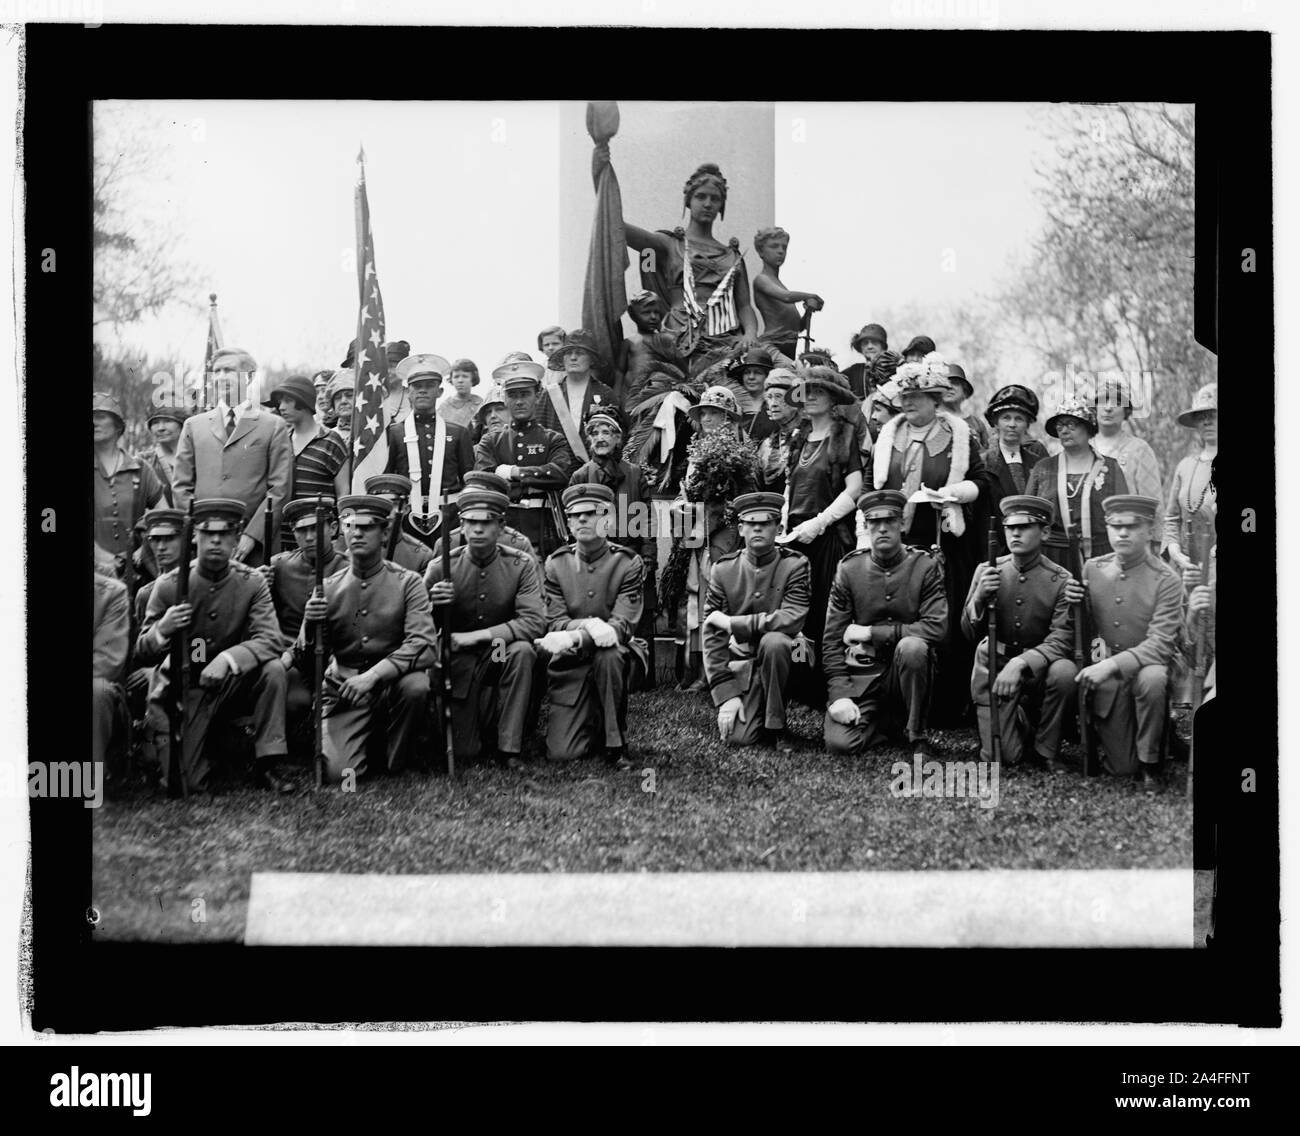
[405, 413, 448, 528]
[543, 382, 589, 461]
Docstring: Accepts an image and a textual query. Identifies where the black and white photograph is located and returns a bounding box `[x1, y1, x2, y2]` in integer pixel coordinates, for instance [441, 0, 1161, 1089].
[6, 9, 1289, 1072]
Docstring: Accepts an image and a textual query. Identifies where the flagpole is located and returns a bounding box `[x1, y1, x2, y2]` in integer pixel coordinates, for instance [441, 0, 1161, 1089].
[349, 149, 365, 490]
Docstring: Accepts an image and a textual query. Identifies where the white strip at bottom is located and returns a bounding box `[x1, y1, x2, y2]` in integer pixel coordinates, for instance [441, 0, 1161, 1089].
[245, 870, 1192, 948]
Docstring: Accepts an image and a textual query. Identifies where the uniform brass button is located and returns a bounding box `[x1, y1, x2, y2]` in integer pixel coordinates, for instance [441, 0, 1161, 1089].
[1018, 575, 1026, 582]
[1115, 597, 1123, 604]
[1016, 598, 1023, 605]
[362, 635, 370, 642]
[1014, 620, 1022, 627]
[885, 594, 893, 601]
[359, 609, 367, 616]
[209, 612, 217, 618]
[587, 590, 595, 597]
[1113, 620, 1120, 627]
[1119, 573, 1127, 580]
[478, 594, 486, 600]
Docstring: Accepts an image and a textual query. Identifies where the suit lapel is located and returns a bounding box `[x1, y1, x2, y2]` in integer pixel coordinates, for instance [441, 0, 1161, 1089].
[226, 407, 258, 449]
[207, 408, 227, 445]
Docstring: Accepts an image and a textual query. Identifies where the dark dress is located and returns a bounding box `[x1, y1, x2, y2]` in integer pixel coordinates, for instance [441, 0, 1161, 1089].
[1024, 449, 1129, 573]
[983, 438, 1050, 554]
[877, 416, 995, 727]
[784, 418, 863, 706]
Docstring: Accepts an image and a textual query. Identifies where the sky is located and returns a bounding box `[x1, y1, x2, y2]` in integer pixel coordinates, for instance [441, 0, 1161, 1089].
[97, 99, 1057, 381]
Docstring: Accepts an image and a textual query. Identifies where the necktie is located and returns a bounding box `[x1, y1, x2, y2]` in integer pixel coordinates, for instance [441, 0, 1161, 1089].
[1009, 460, 1026, 492]
[225, 408, 236, 440]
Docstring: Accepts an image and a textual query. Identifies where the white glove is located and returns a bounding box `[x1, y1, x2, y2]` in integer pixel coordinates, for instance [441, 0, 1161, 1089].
[842, 624, 872, 646]
[494, 464, 519, 480]
[828, 698, 861, 726]
[585, 618, 618, 649]
[536, 630, 577, 656]
[717, 696, 745, 740]
[778, 517, 823, 545]
[704, 609, 732, 632]
[944, 479, 979, 505]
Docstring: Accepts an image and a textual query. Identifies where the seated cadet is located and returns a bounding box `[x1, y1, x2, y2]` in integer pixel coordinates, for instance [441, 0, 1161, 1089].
[961, 495, 1081, 769]
[126, 507, 186, 721]
[535, 484, 645, 768]
[425, 486, 546, 768]
[93, 568, 130, 773]
[823, 490, 947, 758]
[475, 357, 576, 560]
[702, 491, 811, 745]
[432, 470, 537, 560]
[299, 495, 436, 785]
[138, 498, 290, 794]
[262, 497, 347, 738]
[364, 473, 435, 575]
[383, 353, 475, 547]
[1074, 494, 1185, 788]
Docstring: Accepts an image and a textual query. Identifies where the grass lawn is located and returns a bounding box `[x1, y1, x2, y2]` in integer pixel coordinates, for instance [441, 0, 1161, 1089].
[93, 687, 1193, 943]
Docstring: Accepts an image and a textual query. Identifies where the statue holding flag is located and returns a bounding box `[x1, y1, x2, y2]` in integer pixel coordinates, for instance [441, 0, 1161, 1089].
[588, 102, 758, 376]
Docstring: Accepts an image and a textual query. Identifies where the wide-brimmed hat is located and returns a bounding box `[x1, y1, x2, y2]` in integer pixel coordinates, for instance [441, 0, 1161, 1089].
[872, 379, 903, 412]
[474, 383, 507, 422]
[986, 384, 1039, 424]
[269, 374, 318, 412]
[946, 364, 974, 400]
[548, 328, 605, 371]
[796, 366, 857, 406]
[727, 347, 773, 378]
[687, 386, 741, 424]
[893, 355, 953, 399]
[1044, 397, 1098, 437]
[92, 392, 126, 431]
[901, 335, 936, 358]
[1177, 383, 1218, 428]
[850, 323, 888, 352]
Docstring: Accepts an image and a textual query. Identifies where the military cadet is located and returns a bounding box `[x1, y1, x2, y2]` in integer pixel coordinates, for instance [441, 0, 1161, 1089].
[126, 507, 187, 724]
[138, 498, 290, 794]
[702, 492, 811, 745]
[364, 474, 435, 575]
[961, 495, 1081, 768]
[535, 484, 645, 768]
[1073, 494, 1185, 788]
[475, 357, 576, 559]
[823, 490, 947, 758]
[425, 486, 546, 767]
[384, 353, 476, 546]
[264, 498, 347, 640]
[431, 471, 538, 560]
[93, 569, 130, 773]
[298, 495, 436, 784]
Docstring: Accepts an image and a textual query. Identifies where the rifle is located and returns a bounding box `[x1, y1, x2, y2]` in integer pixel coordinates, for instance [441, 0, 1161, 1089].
[313, 498, 328, 791]
[440, 500, 457, 779]
[385, 499, 406, 561]
[1070, 524, 1099, 775]
[801, 308, 814, 356]
[986, 518, 1002, 765]
[1186, 520, 1212, 799]
[167, 501, 195, 799]
[263, 493, 274, 564]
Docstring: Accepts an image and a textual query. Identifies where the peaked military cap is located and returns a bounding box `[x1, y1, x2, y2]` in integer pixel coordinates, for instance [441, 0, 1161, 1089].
[857, 489, 908, 520]
[192, 498, 247, 531]
[561, 483, 615, 512]
[365, 474, 414, 498]
[492, 358, 545, 390]
[462, 470, 511, 495]
[1000, 495, 1054, 527]
[338, 494, 394, 523]
[142, 507, 185, 537]
[733, 492, 785, 523]
[395, 353, 451, 387]
[1102, 495, 1159, 525]
[284, 496, 338, 528]
[458, 489, 511, 521]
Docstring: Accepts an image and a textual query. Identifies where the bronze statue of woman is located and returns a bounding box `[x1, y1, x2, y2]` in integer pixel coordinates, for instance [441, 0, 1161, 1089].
[593, 144, 757, 373]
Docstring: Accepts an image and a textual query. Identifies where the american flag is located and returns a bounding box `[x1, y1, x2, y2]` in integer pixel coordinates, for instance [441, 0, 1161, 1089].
[349, 147, 390, 491]
[201, 291, 223, 409]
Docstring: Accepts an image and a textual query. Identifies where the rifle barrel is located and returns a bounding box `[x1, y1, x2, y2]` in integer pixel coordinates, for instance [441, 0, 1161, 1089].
[986, 517, 1001, 765]
[440, 500, 456, 779]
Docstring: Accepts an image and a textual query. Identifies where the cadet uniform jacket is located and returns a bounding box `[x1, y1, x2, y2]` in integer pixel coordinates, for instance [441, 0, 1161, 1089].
[960, 551, 1074, 678]
[1082, 549, 1184, 715]
[384, 412, 475, 500]
[703, 545, 810, 706]
[822, 546, 947, 702]
[269, 546, 348, 640]
[94, 572, 130, 685]
[138, 561, 285, 680]
[544, 541, 644, 646]
[390, 532, 435, 576]
[474, 418, 575, 502]
[295, 559, 436, 680]
[424, 544, 547, 698]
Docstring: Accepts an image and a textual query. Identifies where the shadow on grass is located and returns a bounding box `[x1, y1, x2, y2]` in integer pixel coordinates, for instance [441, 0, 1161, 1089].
[93, 688, 1192, 942]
